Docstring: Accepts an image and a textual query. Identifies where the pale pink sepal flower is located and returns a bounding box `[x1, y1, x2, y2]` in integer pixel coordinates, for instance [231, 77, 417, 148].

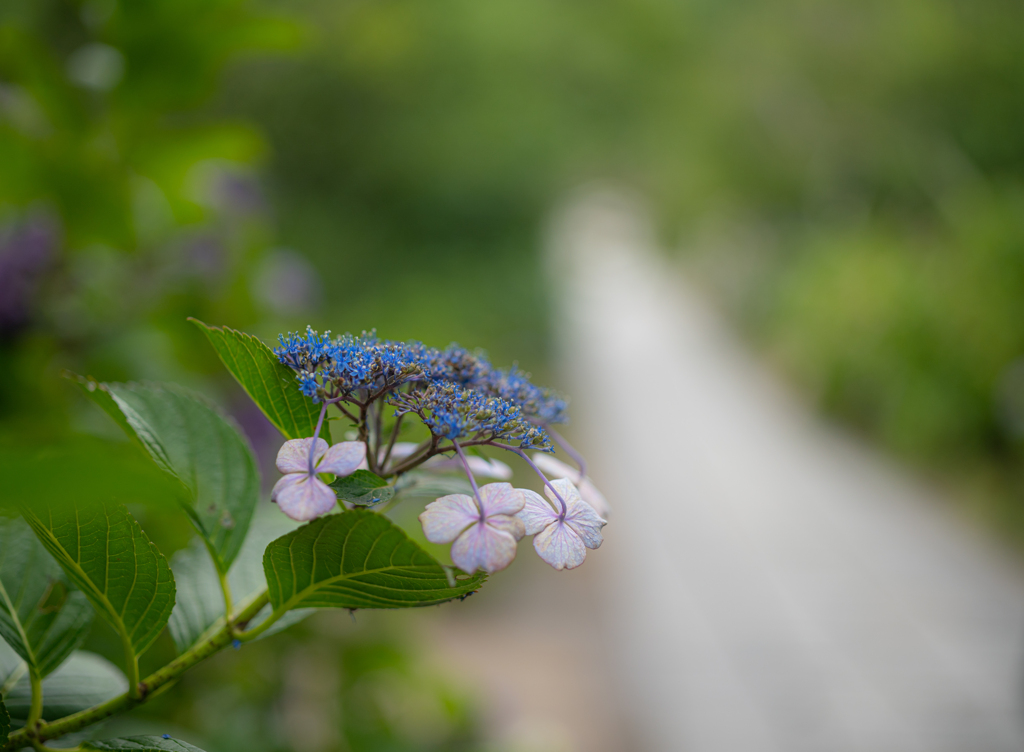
[518, 478, 606, 571]
[531, 453, 610, 518]
[272, 437, 366, 521]
[419, 482, 526, 574]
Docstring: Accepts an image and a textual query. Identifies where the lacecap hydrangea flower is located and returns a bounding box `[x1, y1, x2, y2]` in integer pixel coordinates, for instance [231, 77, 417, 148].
[270, 325, 608, 574]
[518, 479, 606, 570]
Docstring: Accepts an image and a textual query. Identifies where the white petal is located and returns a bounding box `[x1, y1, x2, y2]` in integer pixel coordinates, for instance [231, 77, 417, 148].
[531, 453, 578, 480]
[276, 438, 328, 474]
[544, 477, 583, 512]
[418, 494, 479, 544]
[272, 473, 337, 521]
[488, 514, 526, 542]
[533, 520, 586, 570]
[422, 456, 513, 479]
[467, 457, 513, 480]
[478, 482, 524, 518]
[532, 453, 610, 518]
[564, 497, 606, 550]
[387, 442, 421, 461]
[578, 478, 611, 519]
[451, 521, 518, 573]
[317, 441, 366, 477]
[516, 488, 559, 536]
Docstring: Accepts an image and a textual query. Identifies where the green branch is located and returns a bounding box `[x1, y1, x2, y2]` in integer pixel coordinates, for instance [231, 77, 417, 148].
[3, 592, 270, 752]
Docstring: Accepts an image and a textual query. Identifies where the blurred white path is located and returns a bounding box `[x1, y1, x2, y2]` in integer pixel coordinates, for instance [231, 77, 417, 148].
[548, 190, 1024, 752]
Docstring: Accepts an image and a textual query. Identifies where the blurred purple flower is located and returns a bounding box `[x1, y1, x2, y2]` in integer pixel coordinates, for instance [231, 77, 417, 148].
[184, 233, 226, 279]
[254, 250, 322, 316]
[0, 215, 58, 336]
[216, 172, 265, 216]
[230, 397, 282, 483]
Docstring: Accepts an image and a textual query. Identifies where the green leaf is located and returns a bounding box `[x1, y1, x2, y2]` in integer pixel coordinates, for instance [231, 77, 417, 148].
[0, 695, 8, 747]
[189, 319, 319, 440]
[84, 736, 207, 752]
[168, 506, 312, 652]
[22, 502, 176, 658]
[0, 516, 94, 678]
[2, 649, 127, 725]
[263, 510, 486, 611]
[72, 377, 260, 572]
[330, 470, 394, 507]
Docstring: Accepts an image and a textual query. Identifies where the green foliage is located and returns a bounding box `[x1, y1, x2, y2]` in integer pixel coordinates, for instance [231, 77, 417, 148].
[264, 511, 486, 611]
[331, 470, 394, 507]
[84, 737, 206, 752]
[190, 320, 320, 441]
[22, 501, 176, 658]
[0, 696, 7, 747]
[1, 649, 127, 724]
[168, 508, 309, 653]
[73, 375, 260, 572]
[0, 516, 93, 679]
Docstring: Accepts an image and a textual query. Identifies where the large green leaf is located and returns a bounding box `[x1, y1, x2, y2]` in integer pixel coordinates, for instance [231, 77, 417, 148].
[22, 502, 176, 657]
[263, 510, 486, 611]
[2, 649, 127, 725]
[189, 319, 319, 440]
[0, 516, 94, 679]
[72, 377, 260, 572]
[84, 736, 206, 752]
[168, 506, 312, 653]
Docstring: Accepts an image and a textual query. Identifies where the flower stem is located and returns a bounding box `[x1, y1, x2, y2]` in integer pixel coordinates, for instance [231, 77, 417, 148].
[452, 440, 484, 519]
[380, 413, 404, 471]
[2, 592, 270, 751]
[490, 443, 567, 518]
[544, 425, 587, 479]
[25, 668, 43, 730]
[308, 401, 329, 475]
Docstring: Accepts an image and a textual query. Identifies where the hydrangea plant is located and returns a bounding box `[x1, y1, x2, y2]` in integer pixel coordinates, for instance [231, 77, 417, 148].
[0, 320, 608, 752]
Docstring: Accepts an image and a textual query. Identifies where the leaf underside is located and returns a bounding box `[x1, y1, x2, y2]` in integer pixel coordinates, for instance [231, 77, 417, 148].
[0, 516, 94, 678]
[23, 502, 176, 657]
[189, 319, 319, 440]
[72, 376, 260, 573]
[264, 510, 486, 611]
[84, 736, 207, 752]
[2, 648, 127, 725]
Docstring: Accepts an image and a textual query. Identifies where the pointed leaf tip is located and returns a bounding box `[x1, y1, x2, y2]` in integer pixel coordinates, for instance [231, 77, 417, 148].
[189, 319, 319, 440]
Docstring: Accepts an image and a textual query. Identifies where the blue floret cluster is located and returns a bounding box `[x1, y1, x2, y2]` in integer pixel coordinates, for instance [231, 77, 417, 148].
[273, 326, 565, 447]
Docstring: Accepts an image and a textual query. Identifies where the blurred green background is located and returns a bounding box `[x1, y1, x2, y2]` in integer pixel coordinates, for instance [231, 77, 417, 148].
[2, 0, 1024, 749]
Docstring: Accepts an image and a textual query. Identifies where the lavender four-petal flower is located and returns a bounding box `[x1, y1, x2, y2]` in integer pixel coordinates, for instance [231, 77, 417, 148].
[531, 453, 610, 519]
[517, 478, 606, 570]
[419, 482, 526, 573]
[271, 437, 366, 521]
